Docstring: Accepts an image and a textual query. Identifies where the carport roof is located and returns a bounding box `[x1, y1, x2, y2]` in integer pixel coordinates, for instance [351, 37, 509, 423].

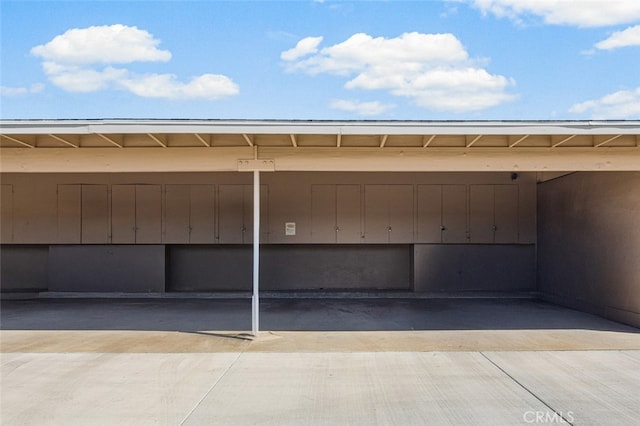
[1, 119, 639, 172]
[1, 119, 639, 149]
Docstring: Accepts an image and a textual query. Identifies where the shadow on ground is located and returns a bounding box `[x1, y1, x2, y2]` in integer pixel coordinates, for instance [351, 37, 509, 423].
[1, 298, 638, 333]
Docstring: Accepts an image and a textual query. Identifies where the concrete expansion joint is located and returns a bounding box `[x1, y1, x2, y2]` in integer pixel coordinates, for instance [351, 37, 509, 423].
[479, 352, 575, 426]
[179, 344, 246, 425]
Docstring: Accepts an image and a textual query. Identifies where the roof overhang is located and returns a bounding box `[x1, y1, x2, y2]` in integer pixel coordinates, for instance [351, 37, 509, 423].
[1, 119, 639, 173]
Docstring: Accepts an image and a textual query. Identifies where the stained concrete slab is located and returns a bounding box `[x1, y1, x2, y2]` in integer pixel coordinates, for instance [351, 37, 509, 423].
[2, 298, 640, 425]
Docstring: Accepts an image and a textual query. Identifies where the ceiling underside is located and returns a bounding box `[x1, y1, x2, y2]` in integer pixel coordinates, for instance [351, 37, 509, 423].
[1, 120, 639, 149]
[1, 121, 639, 173]
[1, 132, 640, 149]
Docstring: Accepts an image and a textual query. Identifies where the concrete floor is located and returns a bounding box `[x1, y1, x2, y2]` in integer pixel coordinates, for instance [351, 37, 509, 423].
[2, 298, 640, 425]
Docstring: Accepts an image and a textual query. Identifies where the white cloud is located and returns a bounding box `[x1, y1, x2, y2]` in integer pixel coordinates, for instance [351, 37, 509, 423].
[120, 73, 239, 99]
[282, 32, 515, 112]
[280, 36, 323, 61]
[31, 24, 238, 100]
[467, 0, 640, 27]
[595, 25, 640, 50]
[1, 83, 45, 96]
[330, 99, 395, 116]
[569, 87, 640, 118]
[31, 24, 171, 65]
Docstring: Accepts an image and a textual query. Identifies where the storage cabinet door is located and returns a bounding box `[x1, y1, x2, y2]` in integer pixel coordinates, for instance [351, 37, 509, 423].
[442, 185, 467, 243]
[336, 185, 361, 243]
[81, 185, 109, 244]
[417, 185, 442, 243]
[494, 185, 519, 243]
[57, 184, 81, 243]
[111, 185, 136, 244]
[218, 185, 244, 244]
[1, 184, 13, 243]
[135, 185, 162, 243]
[470, 185, 494, 243]
[165, 185, 190, 243]
[388, 185, 414, 243]
[189, 185, 216, 244]
[364, 185, 389, 243]
[311, 185, 336, 243]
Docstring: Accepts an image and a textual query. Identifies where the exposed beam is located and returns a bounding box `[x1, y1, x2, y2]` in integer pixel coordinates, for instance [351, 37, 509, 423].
[290, 134, 298, 148]
[96, 133, 123, 148]
[552, 134, 577, 148]
[3, 147, 640, 173]
[243, 133, 254, 147]
[466, 135, 483, 147]
[1, 134, 34, 148]
[509, 135, 530, 148]
[379, 134, 388, 148]
[422, 135, 436, 148]
[594, 134, 622, 148]
[147, 133, 167, 148]
[194, 133, 210, 147]
[48, 134, 78, 148]
[337, 134, 342, 148]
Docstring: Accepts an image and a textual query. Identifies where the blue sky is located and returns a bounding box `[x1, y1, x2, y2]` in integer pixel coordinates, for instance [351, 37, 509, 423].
[1, 0, 640, 120]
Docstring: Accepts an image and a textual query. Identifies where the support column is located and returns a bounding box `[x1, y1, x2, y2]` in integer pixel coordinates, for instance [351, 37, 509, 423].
[252, 169, 260, 335]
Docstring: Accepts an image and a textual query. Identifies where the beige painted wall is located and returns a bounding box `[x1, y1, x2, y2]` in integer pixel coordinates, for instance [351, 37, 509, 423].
[538, 172, 640, 327]
[0, 171, 536, 245]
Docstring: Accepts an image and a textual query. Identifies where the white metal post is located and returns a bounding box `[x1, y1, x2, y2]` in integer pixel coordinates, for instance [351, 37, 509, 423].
[252, 169, 260, 335]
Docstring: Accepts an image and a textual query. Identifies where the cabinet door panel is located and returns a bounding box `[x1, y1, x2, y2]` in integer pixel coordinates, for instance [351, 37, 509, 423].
[218, 185, 244, 244]
[494, 185, 519, 243]
[388, 185, 414, 243]
[337, 185, 361, 243]
[165, 185, 190, 244]
[81, 185, 109, 244]
[57, 185, 81, 243]
[111, 185, 136, 244]
[470, 185, 494, 243]
[311, 185, 336, 243]
[190, 185, 216, 244]
[364, 185, 388, 243]
[135, 185, 162, 243]
[417, 185, 442, 243]
[442, 185, 467, 243]
[1, 185, 13, 243]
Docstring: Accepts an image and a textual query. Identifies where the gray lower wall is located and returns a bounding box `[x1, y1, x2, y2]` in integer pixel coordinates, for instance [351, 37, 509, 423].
[0, 245, 49, 292]
[414, 244, 536, 292]
[537, 172, 640, 328]
[168, 245, 412, 291]
[48, 245, 165, 292]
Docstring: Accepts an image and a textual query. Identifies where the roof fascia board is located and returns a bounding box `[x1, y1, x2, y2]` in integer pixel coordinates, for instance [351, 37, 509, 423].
[1, 119, 639, 136]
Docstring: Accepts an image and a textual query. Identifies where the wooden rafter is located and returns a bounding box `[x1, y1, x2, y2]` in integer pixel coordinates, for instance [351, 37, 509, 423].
[594, 134, 622, 148]
[242, 134, 254, 147]
[379, 135, 388, 148]
[552, 134, 577, 148]
[96, 133, 123, 148]
[509, 135, 530, 148]
[147, 133, 167, 147]
[194, 133, 210, 147]
[337, 134, 342, 148]
[466, 135, 482, 147]
[422, 135, 436, 148]
[290, 134, 298, 147]
[1, 134, 34, 148]
[49, 134, 78, 148]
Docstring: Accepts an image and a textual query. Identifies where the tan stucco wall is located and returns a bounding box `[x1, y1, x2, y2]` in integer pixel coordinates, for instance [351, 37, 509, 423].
[538, 172, 640, 327]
